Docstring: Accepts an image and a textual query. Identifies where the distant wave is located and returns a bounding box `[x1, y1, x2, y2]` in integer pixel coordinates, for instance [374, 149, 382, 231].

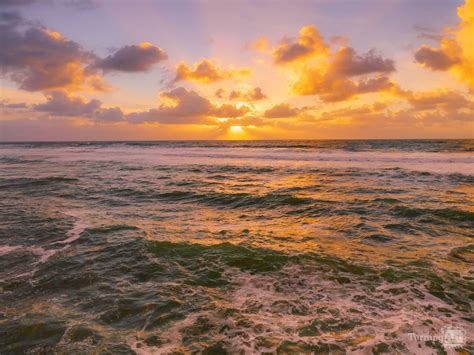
[1, 139, 473, 152]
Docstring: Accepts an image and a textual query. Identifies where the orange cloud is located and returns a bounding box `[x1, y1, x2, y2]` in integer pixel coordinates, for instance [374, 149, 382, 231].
[315, 90, 474, 128]
[293, 71, 398, 102]
[127, 87, 250, 124]
[216, 87, 267, 101]
[174, 59, 251, 84]
[317, 102, 388, 122]
[273, 25, 329, 65]
[414, 0, 474, 89]
[269, 25, 397, 102]
[291, 45, 397, 101]
[406, 89, 473, 111]
[264, 103, 302, 118]
[211, 103, 250, 118]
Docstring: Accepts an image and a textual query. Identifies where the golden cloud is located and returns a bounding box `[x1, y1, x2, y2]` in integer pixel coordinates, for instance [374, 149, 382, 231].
[316, 90, 473, 126]
[414, 0, 474, 89]
[216, 87, 267, 101]
[273, 25, 329, 65]
[211, 103, 250, 118]
[174, 59, 251, 84]
[293, 71, 398, 102]
[317, 102, 388, 122]
[264, 103, 302, 118]
[406, 89, 473, 111]
[269, 25, 397, 102]
[127, 87, 250, 124]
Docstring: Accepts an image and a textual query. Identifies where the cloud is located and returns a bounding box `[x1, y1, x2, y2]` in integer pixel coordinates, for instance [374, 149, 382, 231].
[230, 87, 266, 101]
[414, 43, 460, 70]
[291, 46, 397, 101]
[34, 91, 101, 116]
[13, 87, 249, 125]
[216, 87, 267, 101]
[174, 58, 251, 83]
[95, 42, 167, 72]
[406, 89, 474, 111]
[314, 90, 474, 130]
[0, 17, 169, 92]
[93, 107, 125, 121]
[264, 103, 301, 118]
[293, 71, 398, 102]
[0, 100, 28, 109]
[127, 109, 215, 125]
[318, 102, 388, 122]
[330, 47, 395, 76]
[404, 90, 474, 123]
[357, 76, 397, 93]
[307, 86, 473, 130]
[273, 25, 329, 65]
[270, 25, 397, 102]
[127, 87, 249, 124]
[0, 21, 105, 92]
[414, 0, 474, 89]
[33, 90, 124, 121]
[211, 103, 250, 118]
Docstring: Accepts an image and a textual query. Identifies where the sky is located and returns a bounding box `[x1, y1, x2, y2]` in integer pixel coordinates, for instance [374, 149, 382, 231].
[0, 0, 473, 141]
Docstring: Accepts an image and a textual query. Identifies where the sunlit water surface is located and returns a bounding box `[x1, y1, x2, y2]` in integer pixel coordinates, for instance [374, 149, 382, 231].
[0, 140, 473, 354]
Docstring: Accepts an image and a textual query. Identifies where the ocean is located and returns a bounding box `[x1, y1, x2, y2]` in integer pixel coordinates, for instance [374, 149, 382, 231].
[0, 140, 472, 354]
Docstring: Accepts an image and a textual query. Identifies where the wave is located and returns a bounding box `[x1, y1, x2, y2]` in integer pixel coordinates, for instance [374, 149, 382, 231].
[0, 176, 79, 189]
[2, 139, 473, 152]
[0, 157, 44, 164]
[392, 206, 474, 222]
[109, 187, 317, 209]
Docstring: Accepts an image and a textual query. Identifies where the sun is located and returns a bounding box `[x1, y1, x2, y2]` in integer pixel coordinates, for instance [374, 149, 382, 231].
[220, 125, 249, 140]
[230, 125, 243, 133]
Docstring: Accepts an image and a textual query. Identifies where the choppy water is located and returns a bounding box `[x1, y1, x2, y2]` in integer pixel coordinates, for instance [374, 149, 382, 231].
[0, 140, 473, 354]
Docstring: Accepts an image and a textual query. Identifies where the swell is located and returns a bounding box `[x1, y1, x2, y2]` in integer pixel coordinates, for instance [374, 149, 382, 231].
[108, 187, 322, 209]
[0, 176, 79, 189]
[106, 186, 474, 226]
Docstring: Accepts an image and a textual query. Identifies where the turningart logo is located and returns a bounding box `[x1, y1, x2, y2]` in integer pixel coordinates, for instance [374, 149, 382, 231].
[441, 326, 466, 348]
[408, 325, 466, 349]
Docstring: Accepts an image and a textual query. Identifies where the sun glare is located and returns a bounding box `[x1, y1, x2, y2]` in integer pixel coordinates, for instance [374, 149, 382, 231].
[230, 125, 243, 133]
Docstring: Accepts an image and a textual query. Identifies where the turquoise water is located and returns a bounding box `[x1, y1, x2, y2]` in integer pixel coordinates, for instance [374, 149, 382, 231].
[0, 140, 472, 354]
